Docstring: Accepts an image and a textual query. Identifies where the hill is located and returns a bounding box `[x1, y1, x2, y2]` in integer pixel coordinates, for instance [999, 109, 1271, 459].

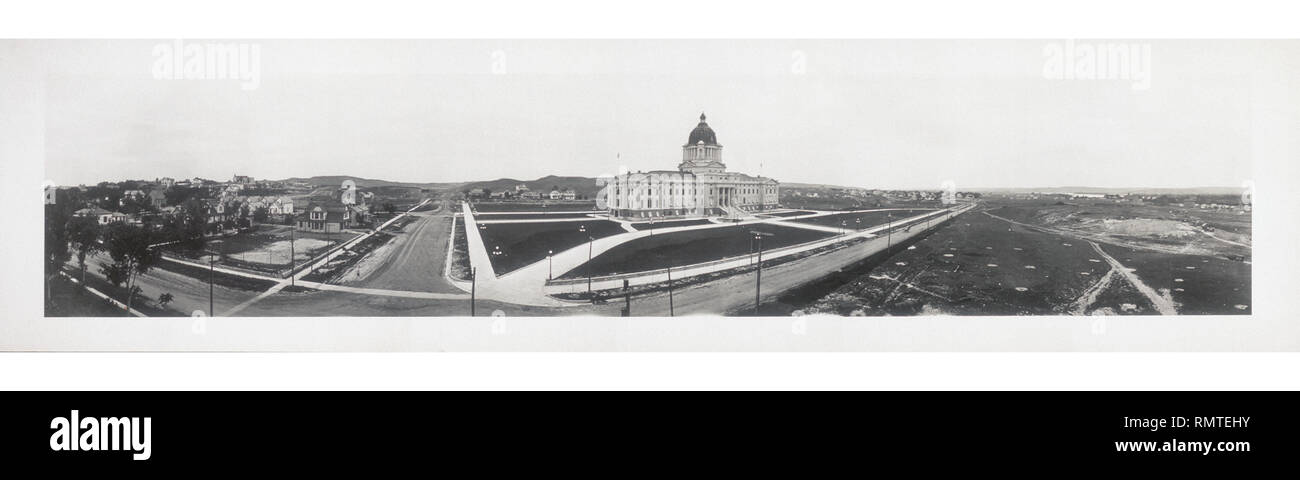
[278, 175, 461, 190]
[454, 175, 602, 197]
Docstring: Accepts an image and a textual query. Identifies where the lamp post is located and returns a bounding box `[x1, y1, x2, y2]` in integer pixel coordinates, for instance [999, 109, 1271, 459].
[469, 267, 476, 316]
[289, 225, 295, 286]
[887, 212, 893, 248]
[208, 254, 215, 317]
[750, 230, 774, 315]
[666, 263, 675, 317]
[586, 235, 594, 295]
[547, 250, 553, 280]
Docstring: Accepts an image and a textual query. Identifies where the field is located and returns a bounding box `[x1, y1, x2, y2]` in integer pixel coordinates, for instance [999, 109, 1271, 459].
[1099, 243, 1250, 314]
[984, 201, 1252, 259]
[797, 210, 1129, 315]
[560, 223, 835, 279]
[628, 219, 712, 230]
[478, 220, 627, 275]
[473, 212, 599, 220]
[449, 217, 471, 280]
[789, 209, 934, 231]
[170, 224, 353, 273]
[792, 200, 1251, 316]
[472, 201, 598, 212]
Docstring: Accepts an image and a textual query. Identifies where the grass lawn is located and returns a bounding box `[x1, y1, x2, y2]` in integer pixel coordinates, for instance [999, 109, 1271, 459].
[472, 202, 597, 212]
[49, 273, 183, 317]
[450, 217, 472, 280]
[761, 210, 816, 217]
[477, 220, 626, 275]
[45, 277, 143, 317]
[154, 259, 279, 291]
[627, 219, 712, 231]
[789, 209, 934, 231]
[474, 212, 598, 220]
[559, 223, 835, 279]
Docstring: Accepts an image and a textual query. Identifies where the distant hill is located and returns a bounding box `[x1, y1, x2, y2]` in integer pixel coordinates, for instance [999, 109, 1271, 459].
[972, 186, 1244, 195]
[455, 175, 602, 197]
[782, 182, 860, 190]
[278, 175, 461, 190]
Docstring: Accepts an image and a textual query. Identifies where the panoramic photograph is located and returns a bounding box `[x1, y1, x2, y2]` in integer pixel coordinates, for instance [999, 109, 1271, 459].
[40, 39, 1258, 318]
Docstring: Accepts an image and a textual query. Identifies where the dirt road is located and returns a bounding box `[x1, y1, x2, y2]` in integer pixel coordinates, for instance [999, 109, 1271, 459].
[341, 211, 462, 293]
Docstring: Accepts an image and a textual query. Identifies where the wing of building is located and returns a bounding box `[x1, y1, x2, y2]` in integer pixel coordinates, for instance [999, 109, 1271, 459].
[605, 113, 779, 219]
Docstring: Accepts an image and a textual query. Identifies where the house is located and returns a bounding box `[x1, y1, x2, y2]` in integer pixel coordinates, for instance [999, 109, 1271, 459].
[561, 189, 577, 200]
[549, 189, 563, 200]
[74, 207, 128, 225]
[297, 202, 352, 233]
[490, 191, 507, 199]
[242, 195, 267, 211]
[514, 184, 530, 193]
[347, 204, 372, 227]
[521, 191, 541, 200]
[203, 205, 224, 224]
[232, 175, 254, 184]
[158, 177, 175, 188]
[267, 197, 294, 216]
[190, 178, 205, 188]
[147, 189, 168, 208]
[468, 188, 486, 198]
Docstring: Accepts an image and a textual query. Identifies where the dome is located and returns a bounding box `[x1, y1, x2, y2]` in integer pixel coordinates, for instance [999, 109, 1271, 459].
[686, 113, 719, 146]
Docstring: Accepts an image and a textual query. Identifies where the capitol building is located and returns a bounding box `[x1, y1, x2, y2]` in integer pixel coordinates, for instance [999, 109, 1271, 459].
[605, 113, 779, 219]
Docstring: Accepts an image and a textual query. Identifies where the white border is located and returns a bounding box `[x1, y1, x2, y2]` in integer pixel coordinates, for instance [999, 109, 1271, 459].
[2, 0, 1298, 39]
[3, 1, 1299, 390]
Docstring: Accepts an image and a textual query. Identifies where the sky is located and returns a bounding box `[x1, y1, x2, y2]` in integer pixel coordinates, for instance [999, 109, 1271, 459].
[39, 39, 1292, 189]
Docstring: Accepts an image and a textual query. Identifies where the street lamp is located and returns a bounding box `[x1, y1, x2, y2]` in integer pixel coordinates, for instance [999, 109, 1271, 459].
[289, 225, 295, 286]
[547, 249, 553, 280]
[750, 230, 774, 315]
[207, 253, 216, 317]
[586, 235, 595, 295]
[886, 212, 893, 248]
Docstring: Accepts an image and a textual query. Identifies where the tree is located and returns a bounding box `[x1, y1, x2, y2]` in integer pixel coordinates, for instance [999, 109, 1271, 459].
[253, 206, 269, 223]
[99, 223, 160, 311]
[176, 198, 208, 251]
[44, 203, 73, 301]
[66, 215, 103, 285]
[158, 292, 173, 309]
[383, 202, 396, 215]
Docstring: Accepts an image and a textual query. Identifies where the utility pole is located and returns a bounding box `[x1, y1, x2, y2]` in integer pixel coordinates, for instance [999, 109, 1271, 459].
[622, 279, 631, 317]
[289, 226, 295, 286]
[208, 255, 215, 317]
[586, 236, 594, 295]
[666, 264, 674, 317]
[887, 212, 892, 248]
[750, 230, 773, 315]
[470, 267, 476, 316]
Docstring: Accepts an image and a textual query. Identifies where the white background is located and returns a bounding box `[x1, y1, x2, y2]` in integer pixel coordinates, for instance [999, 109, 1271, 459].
[2, 0, 1298, 389]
